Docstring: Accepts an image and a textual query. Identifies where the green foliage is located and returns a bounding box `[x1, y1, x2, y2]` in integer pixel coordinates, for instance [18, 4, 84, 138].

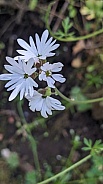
[85, 61, 103, 89]
[70, 129, 82, 150]
[43, 163, 54, 179]
[80, 0, 103, 21]
[25, 171, 37, 184]
[62, 18, 73, 34]
[43, 162, 71, 184]
[82, 138, 103, 155]
[86, 65, 95, 73]
[68, 1, 77, 18]
[85, 73, 103, 89]
[99, 54, 103, 62]
[55, 17, 75, 38]
[6, 152, 19, 169]
[86, 154, 103, 184]
[71, 135, 81, 149]
[0, 42, 5, 50]
[54, 173, 71, 184]
[29, 0, 38, 10]
[82, 139, 103, 183]
[70, 86, 92, 112]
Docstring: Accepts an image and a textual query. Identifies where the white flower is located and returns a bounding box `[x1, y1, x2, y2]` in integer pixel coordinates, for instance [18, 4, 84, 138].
[14, 30, 60, 62]
[0, 57, 38, 101]
[39, 62, 66, 88]
[26, 90, 65, 118]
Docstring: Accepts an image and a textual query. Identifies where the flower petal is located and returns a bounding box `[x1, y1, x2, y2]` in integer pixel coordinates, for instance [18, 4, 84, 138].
[9, 85, 21, 101]
[51, 62, 63, 72]
[41, 99, 48, 118]
[47, 77, 55, 88]
[35, 33, 41, 55]
[41, 30, 49, 44]
[29, 36, 38, 55]
[52, 74, 66, 83]
[17, 38, 31, 51]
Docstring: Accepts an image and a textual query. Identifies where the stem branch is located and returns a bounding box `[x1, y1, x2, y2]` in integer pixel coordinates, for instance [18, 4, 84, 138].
[46, 2, 103, 42]
[37, 155, 91, 184]
[55, 87, 103, 104]
[17, 100, 41, 180]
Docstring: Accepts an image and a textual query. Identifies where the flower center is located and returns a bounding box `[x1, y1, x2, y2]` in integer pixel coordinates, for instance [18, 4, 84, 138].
[46, 70, 52, 77]
[38, 54, 42, 57]
[24, 73, 28, 78]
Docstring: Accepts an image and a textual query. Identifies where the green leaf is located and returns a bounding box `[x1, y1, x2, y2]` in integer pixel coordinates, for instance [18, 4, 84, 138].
[70, 87, 92, 112]
[82, 147, 91, 151]
[84, 138, 92, 148]
[7, 152, 19, 169]
[29, 0, 38, 10]
[25, 171, 37, 184]
[0, 42, 5, 49]
[69, 8, 77, 18]
[92, 140, 103, 153]
[62, 17, 73, 34]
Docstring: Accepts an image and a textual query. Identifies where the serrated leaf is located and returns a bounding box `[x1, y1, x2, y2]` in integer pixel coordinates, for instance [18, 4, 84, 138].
[84, 138, 92, 147]
[84, 138, 89, 146]
[94, 140, 102, 146]
[62, 17, 73, 34]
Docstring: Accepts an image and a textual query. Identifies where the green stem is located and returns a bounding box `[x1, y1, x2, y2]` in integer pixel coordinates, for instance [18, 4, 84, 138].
[66, 145, 76, 167]
[55, 87, 103, 104]
[37, 154, 91, 184]
[46, 2, 103, 42]
[17, 100, 27, 124]
[28, 134, 41, 180]
[49, 28, 103, 42]
[17, 100, 41, 181]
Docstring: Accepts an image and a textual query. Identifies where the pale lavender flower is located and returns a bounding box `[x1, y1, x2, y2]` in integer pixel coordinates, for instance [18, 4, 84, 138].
[0, 57, 38, 101]
[14, 30, 60, 62]
[39, 62, 66, 88]
[26, 90, 65, 118]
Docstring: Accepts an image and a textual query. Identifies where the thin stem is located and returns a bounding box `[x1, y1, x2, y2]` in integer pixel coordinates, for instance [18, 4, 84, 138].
[46, 2, 103, 42]
[17, 99, 27, 124]
[66, 145, 76, 167]
[59, 177, 103, 184]
[28, 134, 41, 180]
[49, 28, 103, 42]
[37, 154, 91, 184]
[17, 100, 41, 181]
[55, 87, 103, 104]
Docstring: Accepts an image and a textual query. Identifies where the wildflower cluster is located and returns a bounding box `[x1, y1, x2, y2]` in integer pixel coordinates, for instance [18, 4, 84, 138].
[0, 30, 66, 118]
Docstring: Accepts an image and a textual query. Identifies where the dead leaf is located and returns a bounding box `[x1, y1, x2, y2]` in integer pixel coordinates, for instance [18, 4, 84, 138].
[73, 40, 85, 55]
[71, 57, 82, 68]
[0, 133, 4, 141]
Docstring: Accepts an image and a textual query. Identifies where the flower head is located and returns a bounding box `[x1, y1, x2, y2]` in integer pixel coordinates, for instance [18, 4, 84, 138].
[39, 62, 66, 88]
[26, 90, 65, 118]
[14, 30, 60, 62]
[0, 57, 38, 101]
